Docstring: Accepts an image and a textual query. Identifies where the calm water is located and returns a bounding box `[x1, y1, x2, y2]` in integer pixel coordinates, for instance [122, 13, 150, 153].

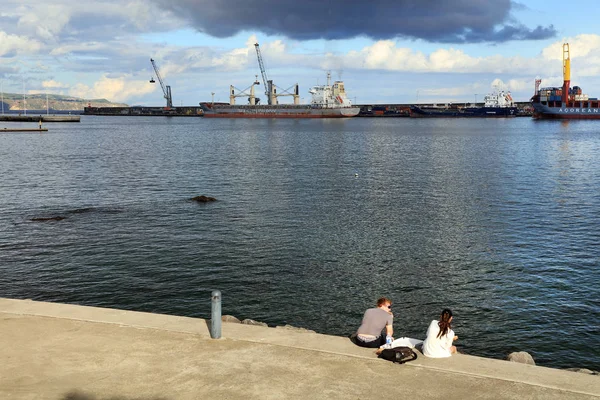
[0, 116, 598, 370]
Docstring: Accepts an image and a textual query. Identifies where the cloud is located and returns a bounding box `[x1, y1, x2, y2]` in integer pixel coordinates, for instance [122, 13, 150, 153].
[0, 31, 42, 56]
[16, 4, 72, 41]
[505, 78, 532, 92]
[301, 34, 600, 78]
[50, 42, 109, 56]
[542, 34, 600, 60]
[417, 79, 525, 102]
[153, 37, 294, 76]
[69, 74, 156, 102]
[5, 0, 179, 43]
[42, 79, 70, 89]
[333, 41, 529, 74]
[151, 0, 556, 43]
[539, 34, 600, 80]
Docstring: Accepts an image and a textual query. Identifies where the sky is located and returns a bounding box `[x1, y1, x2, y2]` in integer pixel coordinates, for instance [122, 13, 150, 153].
[1, 0, 599, 106]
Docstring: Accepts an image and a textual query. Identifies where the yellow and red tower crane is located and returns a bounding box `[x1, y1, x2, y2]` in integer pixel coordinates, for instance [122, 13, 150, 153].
[562, 43, 570, 105]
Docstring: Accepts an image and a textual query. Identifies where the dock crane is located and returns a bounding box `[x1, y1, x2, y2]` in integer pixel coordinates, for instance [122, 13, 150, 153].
[253, 43, 299, 105]
[562, 43, 570, 105]
[254, 43, 274, 105]
[149, 58, 173, 109]
[229, 76, 261, 105]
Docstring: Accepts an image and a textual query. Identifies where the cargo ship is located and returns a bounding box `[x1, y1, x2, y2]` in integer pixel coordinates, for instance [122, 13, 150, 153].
[200, 72, 360, 118]
[409, 89, 517, 117]
[531, 43, 600, 119]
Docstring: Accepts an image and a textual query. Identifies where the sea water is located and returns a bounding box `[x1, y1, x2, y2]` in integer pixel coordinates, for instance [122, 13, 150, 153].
[0, 116, 598, 370]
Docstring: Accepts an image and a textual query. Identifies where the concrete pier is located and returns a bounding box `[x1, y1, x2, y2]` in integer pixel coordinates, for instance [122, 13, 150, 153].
[0, 114, 80, 122]
[0, 127, 48, 132]
[0, 298, 598, 400]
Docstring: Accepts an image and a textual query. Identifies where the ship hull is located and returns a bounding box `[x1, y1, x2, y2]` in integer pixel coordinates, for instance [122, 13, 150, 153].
[200, 103, 360, 118]
[532, 103, 600, 119]
[410, 105, 518, 118]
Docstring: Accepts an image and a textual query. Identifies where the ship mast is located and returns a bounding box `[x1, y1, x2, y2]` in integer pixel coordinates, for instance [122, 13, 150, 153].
[562, 43, 570, 106]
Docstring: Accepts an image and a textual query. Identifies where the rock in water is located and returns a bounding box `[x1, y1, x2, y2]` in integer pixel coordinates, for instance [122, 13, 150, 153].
[241, 319, 268, 327]
[31, 216, 65, 222]
[506, 351, 535, 365]
[221, 315, 241, 323]
[190, 195, 217, 203]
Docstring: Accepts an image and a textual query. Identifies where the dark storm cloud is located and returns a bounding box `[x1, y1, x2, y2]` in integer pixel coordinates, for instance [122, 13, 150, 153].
[151, 0, 556, 43]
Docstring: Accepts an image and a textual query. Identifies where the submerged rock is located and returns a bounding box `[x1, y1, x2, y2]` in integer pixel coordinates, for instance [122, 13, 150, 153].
[275, 325, 316, 334]
[67, 207, 97, 214]
[30, 216, 65, 222]
[221, 315, 241, 323]
[506, 351, 535, 365]
[241, 319, 268, 327]
[190, 195, 217, 203]
[67, 207, 122, 214]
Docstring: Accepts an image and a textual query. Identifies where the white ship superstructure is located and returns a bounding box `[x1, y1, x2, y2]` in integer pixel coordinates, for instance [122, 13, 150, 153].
[309, 72, 354, 108]
[484, 89, 514, 108]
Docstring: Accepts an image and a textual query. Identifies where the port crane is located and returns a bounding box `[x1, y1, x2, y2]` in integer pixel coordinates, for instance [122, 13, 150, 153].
[562, 43, 570, 104]
[254, 43, 272, 105]
[253, 42, 299, 105]
[229, 76, 261, 105]
[149, 58, 173, 109]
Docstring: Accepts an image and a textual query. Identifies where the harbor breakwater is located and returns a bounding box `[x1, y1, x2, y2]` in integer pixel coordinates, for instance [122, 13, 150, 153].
[0, 114, 80, 122]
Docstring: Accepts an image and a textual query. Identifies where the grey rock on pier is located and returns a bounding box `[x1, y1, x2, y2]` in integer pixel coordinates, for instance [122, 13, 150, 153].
[276, 325, 316, 334]
[506, 351, 536, 365]
[241, 319, 268, 327]
[221, 315, 241, 323]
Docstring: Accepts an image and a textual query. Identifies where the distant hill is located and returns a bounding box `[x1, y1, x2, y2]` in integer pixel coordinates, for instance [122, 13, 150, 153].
[0, 93, 128, 111]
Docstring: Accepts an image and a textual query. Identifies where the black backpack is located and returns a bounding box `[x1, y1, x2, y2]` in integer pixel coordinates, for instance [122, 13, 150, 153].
[378, 347, 418, 364]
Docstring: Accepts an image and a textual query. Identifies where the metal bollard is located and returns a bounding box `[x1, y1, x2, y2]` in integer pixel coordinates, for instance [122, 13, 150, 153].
[210, 290, 222, 339]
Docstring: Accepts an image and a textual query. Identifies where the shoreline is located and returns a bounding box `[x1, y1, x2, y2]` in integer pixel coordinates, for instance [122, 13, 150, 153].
[1, 297, 598, 399]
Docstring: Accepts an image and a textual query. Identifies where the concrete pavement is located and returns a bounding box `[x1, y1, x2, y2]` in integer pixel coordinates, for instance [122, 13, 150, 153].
[0, 298, 598, 400]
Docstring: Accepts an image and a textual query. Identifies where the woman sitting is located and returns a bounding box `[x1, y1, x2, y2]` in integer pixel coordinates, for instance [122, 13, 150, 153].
[354, 297, 393, 348]
[422, 308, 458, 358]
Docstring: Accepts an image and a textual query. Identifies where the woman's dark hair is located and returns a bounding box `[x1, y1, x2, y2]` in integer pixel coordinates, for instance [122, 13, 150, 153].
[437, 308, 453, 339]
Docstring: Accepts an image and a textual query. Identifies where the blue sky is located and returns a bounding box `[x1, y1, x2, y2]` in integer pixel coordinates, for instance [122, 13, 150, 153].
[1, 0, 599, 106]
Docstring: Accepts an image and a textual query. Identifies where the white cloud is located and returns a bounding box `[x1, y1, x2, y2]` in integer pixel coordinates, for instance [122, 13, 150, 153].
[156, 38, 257, 77]
[0, 31, 42, 56]
[505, 78, 532, 92]
[42, 80, 70, 89]
[542, 34, 600, 61]
[537, 34, 600, 83]
[335, 41, 536, 75]
[421, 86, 473, 97]
[50, 42, 108, 56]
[8, 0, 178, 44]
[69, 74, 156, 102]
[16, 4, 71, 41]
